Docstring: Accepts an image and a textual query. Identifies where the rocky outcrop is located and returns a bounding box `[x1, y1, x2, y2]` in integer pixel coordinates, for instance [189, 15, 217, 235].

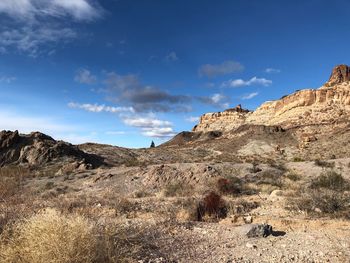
[193, 105, 251, 132]
[0, 130, 104, 168]
[193, 65, 350, 132]
[325, 64, 350, 86]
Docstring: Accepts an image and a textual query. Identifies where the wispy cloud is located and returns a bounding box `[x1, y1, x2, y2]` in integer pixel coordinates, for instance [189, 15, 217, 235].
[198, 93, 230, 109]
[0, 0, 102, 21]
[0, 26, 77, 57]
[223, 77, 272, 88]
[265, 68, 281, 73]
[0, 0, 103, 56]
[74, 68, 97, 84]
[68, 102, 135, 113]
[198, 60, 244, 78]
[185, 116, 199, 123]
[0, 75, 16, 83]
[105, 131, 126, 135]
[241, 92, 259, 100]
[165, 51, 178, 62]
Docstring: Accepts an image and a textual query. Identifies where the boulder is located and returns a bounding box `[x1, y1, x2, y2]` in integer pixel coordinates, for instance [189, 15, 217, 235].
[246, 224, 273, 238]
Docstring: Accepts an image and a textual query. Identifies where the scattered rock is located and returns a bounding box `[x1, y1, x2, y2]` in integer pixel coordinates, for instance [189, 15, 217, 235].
[243, 216, 253, 224]
[246, 242, 257, 249]
[246, 224, 273, 238]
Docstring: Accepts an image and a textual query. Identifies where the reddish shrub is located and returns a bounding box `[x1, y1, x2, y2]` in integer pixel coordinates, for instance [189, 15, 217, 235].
[197, 192, 227, 221]
[217, 177, 242, 195]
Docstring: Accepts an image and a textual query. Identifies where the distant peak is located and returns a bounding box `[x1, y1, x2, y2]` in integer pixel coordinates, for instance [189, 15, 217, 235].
[326, 64, 350, 86]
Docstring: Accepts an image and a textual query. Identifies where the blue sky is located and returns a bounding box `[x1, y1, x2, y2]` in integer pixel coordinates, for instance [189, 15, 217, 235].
[0, 0, 350, 148]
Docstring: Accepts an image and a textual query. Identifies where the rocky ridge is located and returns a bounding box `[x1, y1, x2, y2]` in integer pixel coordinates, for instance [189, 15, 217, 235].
[0, 130, 104, 169]
[193, 64, 350, 132]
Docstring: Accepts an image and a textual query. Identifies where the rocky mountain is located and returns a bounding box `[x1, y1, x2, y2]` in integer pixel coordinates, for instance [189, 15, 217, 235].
[0, 130, 104, 169]
[193, 64, 350, 133]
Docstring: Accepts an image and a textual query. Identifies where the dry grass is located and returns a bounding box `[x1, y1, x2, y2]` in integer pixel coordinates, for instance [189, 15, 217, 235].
[0, 166, 29, 200]
[0, 208, 98, 263]
[163, 182, 194, 197]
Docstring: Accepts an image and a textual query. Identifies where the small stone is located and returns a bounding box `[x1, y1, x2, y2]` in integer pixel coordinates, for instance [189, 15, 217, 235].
[314, 207, 322, 213]
[246, 242, 257, 249]
[243, 215, 253, 224]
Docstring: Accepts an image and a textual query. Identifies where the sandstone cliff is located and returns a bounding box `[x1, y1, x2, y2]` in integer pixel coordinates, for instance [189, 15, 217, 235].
[193, 65, 350, 132]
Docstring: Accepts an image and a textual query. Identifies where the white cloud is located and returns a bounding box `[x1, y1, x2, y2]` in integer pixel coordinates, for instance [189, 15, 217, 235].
[241, 92, 259, 100]
[198, 93, 230, 109]
[0, 0, 102, 56]
[0, 0, 101, 21]
[68, 102, 135, 113]
[123, 117, 172, 128]
[265, 68, 281, 73]
[165, 51, 178, 62]
[105, 131, 126, 135]
[223, 77, 272, 87]
[68, 100, 176, 138]
[0, 75, 16, 83]
[74, 68, 97, 84]
[199, 60, 244, 78]
[122, 116, 176, 138]
[0, 26, 77, 57]
[185, 116, 199, 123]
[141, 127, 176, 138]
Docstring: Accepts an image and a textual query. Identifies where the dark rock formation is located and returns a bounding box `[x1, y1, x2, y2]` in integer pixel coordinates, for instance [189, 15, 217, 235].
[0, 130, 104, 168]
[246, 224, 273, 238]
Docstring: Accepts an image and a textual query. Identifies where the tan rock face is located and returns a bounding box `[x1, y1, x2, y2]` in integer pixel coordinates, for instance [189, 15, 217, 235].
[326, 64, 350, 86]
[193, 65, 350, 132]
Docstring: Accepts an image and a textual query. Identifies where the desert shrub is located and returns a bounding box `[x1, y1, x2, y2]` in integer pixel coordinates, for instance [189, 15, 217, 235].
[133, 189, 152, 198]
[314, 159, 335, 168]
[196, 192, 227, 221]
[292, 157, 304, 162]
[0, 208, 98, 263]
[285, 171, 301, 181]
[269, 162, 287, 172]
[114, 197, 140, 215]
[227, 199, 260, 215]
[287, 190, 349, 216]
[249, 163, 262, 173]
[163, 182, 193, 197]
[257, 170, 283, 187]
[310, 171, 349, 191]
[217, 177, 242, 195]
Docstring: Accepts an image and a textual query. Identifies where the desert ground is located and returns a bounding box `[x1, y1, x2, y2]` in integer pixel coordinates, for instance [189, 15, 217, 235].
[1, 130, 350, 263]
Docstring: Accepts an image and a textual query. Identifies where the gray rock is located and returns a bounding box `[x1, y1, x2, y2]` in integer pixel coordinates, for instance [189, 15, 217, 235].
[246, 224, 273, 238]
